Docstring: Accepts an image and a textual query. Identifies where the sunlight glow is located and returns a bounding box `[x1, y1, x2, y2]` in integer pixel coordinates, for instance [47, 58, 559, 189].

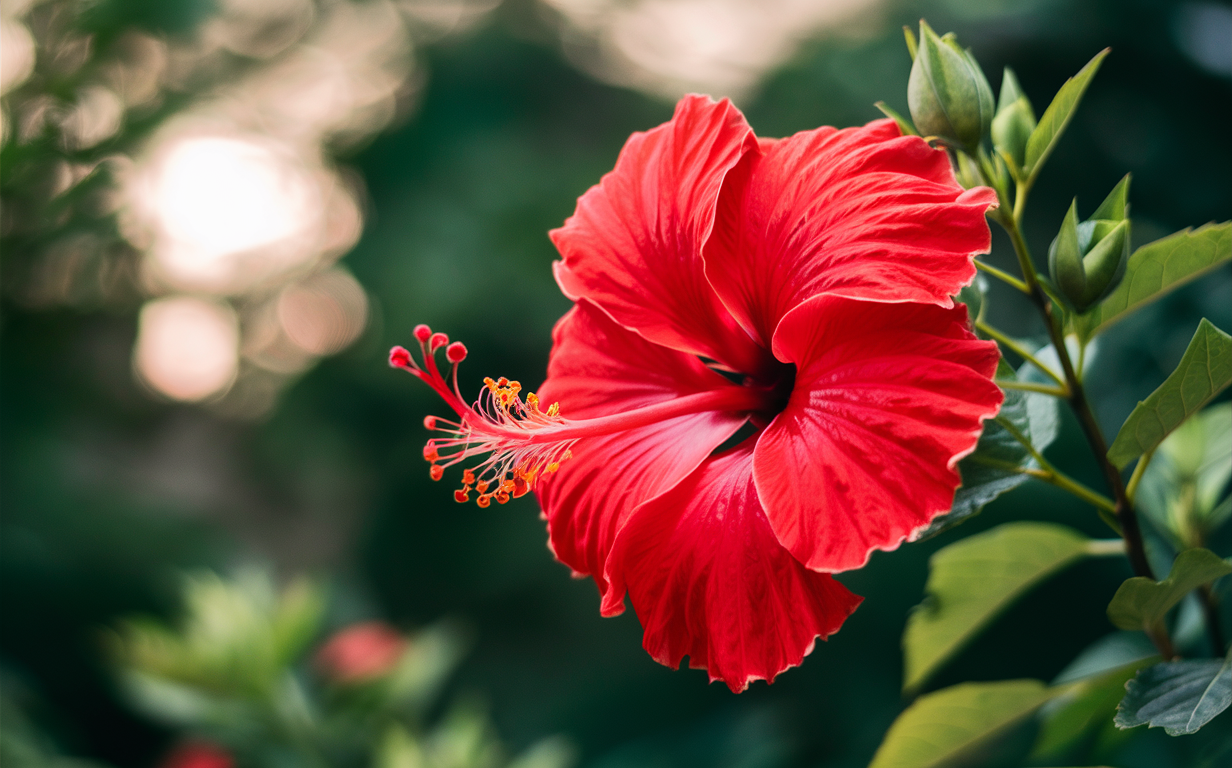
[546, 0, 883, 98]
[135, 297, 240, 402]
[132, 133, 322, 293]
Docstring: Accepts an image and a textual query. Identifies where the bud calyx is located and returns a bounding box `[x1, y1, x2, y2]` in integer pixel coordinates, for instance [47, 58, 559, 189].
[1048, 175, 1132, 312]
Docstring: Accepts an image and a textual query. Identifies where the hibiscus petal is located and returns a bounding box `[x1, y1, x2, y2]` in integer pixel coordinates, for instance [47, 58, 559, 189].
[705, 118, 998, 348]
[606, 440, 863, 693]
[550, 94, 769, 374]
[535, 300, 747, 599]
[754, 295, 1003, 573]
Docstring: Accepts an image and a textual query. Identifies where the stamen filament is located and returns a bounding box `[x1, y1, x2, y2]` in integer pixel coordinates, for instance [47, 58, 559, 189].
[390, 325, 771, 507]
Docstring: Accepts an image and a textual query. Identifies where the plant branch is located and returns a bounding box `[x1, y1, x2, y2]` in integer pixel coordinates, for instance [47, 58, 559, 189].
[975, 319, 1069, 390]
[974, 259, 1030, 293]
[995, 209, 1166, 650]
[1125, 449, 1154, 503]
[996, 380, 1068, 397]
[992, 414, 1120, 514]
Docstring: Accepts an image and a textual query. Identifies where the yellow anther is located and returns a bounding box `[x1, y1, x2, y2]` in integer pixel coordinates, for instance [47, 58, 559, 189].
[547, 402, 560, 417]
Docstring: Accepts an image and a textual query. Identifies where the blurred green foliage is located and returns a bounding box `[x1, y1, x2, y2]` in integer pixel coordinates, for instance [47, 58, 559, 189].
[2, 0, 1230, 766]
[104, 570, 572, 768]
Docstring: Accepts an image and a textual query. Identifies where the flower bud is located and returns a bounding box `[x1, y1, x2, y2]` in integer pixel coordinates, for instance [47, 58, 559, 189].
[1048, 175, 1131, 312]
[991, 68, 1036, 169]
[315, 621, 408, 683]
[907, 21, 994, 153]
[158, 741, 235, 768]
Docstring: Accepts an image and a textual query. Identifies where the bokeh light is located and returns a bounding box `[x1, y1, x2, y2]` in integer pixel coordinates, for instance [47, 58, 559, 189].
[546, 0, 883, 98]
[278, 267, 369, 356]
[0, 13, 36, 95]
[135, 296, 240, 402]
[128, 132, 324, 294]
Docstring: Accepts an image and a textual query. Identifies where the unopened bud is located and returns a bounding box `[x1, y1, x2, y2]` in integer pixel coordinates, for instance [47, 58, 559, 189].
[315, 621, 408, 684]
[1048, 175, 1131, 312]
[158, 741, 235, 768]
[991, 68, 1036, 169]
[907, 21, 994, 153]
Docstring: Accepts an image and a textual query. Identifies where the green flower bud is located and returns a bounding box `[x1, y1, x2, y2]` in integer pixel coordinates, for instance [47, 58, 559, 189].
[1048, 175, 1132, 312]
[991, 68, 1036, 169]
[907, 21, 994, 153]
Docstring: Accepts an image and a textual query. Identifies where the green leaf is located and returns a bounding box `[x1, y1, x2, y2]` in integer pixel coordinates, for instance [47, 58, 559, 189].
[1137, 403, 1232, 548]
[1106, 548, 1232, 631]
[918, 360, 1060, 540]
[1116, 654, 1232, 736]
[1033, 658, 1155, 759]
[875, 101, 919, 135]
[1075, 222, 1232, 339]
[272, 576, 325, 666]
[1024, 48, 1109, 181]
[870, 680, 1055, 768]
[903, 523, 1090, 691]
[1107, 319, 1232, 469]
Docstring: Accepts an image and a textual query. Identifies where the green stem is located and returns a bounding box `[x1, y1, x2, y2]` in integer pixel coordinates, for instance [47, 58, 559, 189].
[974, 259, 1030, 293]
[968, 453, 1116, 514]
[996, 380, 1068, 397]
[1045, 468, 1120, 513]
[1085, 538, 1127, 556]
[1125, 448, 1154, 503]
[975, 320, 1069, 390]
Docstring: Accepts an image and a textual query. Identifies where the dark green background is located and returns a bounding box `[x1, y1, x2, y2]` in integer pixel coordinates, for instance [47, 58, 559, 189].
[2, 0, 1229, 766]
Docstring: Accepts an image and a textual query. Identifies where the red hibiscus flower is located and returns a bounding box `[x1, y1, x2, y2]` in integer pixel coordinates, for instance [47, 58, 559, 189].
[315, 621, 408, 683]
[158, 741, 234, 768]
[391, 95, 1003, 691]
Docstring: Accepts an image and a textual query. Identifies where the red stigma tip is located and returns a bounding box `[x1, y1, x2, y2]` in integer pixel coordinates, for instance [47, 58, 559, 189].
[413, 324, 432, 342]
[476, 495, 491, 508]
[429, 464, 444, 481]
[423, 415, 437, 430]
[446, 341, 468, 363]
[454, 489, 470, 503]
[423, 444, 440, 462]
[389, 346, 412, 367]
[429, 332, 449, 351]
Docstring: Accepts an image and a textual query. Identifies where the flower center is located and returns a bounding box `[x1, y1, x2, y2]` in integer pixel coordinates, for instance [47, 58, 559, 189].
[743, 358, 796, 426]
[391, 324, 775, 507]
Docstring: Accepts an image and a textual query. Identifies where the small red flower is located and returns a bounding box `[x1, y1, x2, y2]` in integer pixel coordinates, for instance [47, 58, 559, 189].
[315, 621, 408, 683]
[158, 741, 234, 768]
[392, 95, 1002, 691]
